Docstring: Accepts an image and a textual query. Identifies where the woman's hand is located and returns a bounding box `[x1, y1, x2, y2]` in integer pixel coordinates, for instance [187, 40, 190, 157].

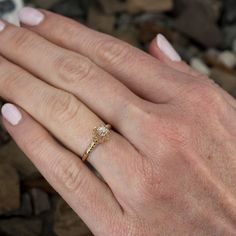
[1, 7, 236, 235]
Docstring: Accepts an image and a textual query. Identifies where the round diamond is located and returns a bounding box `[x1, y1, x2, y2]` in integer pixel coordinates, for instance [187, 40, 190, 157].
[97, 126, 109, 137]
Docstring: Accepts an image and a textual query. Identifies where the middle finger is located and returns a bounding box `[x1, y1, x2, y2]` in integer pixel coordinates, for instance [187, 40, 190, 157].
[0, 21, 144, 144]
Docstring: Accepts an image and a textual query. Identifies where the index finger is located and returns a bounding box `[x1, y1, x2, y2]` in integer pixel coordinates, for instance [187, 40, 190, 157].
[19, 7, 187, 103]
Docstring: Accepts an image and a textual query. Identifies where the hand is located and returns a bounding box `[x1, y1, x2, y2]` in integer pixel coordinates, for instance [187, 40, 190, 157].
[1, 7, 236, 236]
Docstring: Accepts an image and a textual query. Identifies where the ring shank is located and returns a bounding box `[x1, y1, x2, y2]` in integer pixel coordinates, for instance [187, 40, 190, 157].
[82, 141, 98, 162]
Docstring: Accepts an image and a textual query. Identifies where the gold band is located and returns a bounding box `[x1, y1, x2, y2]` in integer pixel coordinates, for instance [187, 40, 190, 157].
[82, 124, 111, 162]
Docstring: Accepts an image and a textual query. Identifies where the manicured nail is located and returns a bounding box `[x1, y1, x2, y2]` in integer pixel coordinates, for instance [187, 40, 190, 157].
[157, 34, 181, 62]
[0, 20, 6, 32]
[19, 7, 44, 26]
[1, 104, 22, 126]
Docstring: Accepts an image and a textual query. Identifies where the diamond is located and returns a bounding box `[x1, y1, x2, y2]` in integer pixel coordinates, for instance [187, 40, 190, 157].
[96, 126, 109, 137]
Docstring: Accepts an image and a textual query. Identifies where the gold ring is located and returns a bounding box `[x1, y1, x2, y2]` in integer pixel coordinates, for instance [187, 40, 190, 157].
[82, 124, 112, 162]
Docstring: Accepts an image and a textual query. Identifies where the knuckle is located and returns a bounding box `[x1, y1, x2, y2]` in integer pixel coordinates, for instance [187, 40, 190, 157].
[24, 132, 49, 158]
[1, 69, 26, 94]
[9, 29, 35, 50]
[184, 80, 224, 112]
[52, 158, 86, 193]
[44, 92, 80, 123]
[55, 55, 93, 84]
[96, 39, 132, 66]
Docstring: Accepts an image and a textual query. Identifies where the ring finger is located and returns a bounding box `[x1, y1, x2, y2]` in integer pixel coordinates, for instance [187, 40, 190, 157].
[0, 56, 141, 204]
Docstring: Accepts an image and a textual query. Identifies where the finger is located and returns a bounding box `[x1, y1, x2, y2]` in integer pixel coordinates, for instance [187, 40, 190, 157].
[0, 19, 142, 139]
[18, 7, 192, 103]
[1, 103, 122, 235]
[148, 35, 236, 109]
[149, 34, 203, 78]
[0, 56, 141, 204]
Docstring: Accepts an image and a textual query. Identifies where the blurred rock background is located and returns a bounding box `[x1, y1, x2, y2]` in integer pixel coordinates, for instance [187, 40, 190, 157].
[0, 0, 235, 235]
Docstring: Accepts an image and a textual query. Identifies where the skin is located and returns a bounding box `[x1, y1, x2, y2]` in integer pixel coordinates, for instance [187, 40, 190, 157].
[0, 10, 236, 235]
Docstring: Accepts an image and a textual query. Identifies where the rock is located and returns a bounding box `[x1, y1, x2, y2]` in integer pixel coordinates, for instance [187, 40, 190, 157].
[30, 0, 60, 9]
[5, 193, 32, 217]
[51, 0, 84, 19]
[178, 45, 201, 62]
[0, 140, 38, 178]
[0, 164, 20, 214]
[211, 67, 236, 94]
[88, 5, 115, 33]
[0, 218, 42, 236]
[98, 0, 124, 14]
[126, 0, 173, 13]
[233, 39, 236, 53]
[190, 58, 211, 75]
[204, 48, 222, 67]
[1, 0, 23, 25]
[174, 0, 222, 21]
[98, 0, 173, 14]
[222, 0, 236, 24]
[223, 25, 236, 49]
[218, 51, 236, 69]
[30, 188, 51, 215]
[0, 0, 15, 17]
[0, 122, 10, 147]
[174, 1, 222, 48]
[22, 177, 56, 194]
[113, 27, 139, 47]
[204, 49, 236, 70]
[54, 198, 92, 236]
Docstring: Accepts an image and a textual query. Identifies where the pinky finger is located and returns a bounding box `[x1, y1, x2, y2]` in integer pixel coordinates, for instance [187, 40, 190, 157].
[1, 103, 122, 236]
[149, 36, 236, 109]
[149, 34, 204, 78]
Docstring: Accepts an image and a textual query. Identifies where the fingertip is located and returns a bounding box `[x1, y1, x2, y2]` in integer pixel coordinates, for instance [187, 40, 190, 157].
[148, 37, 159, 58]
[1, 103, 22, 126]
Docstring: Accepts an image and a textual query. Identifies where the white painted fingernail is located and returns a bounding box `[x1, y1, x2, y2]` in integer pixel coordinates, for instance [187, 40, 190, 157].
[19, 7, 44, 26]
[1, 104, 22, 126]
[0, 20, 6, 32]
[157, 34, 181, 62]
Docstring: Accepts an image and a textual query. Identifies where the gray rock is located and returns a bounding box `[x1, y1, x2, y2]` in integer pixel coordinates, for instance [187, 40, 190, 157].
[222, 0, 236, 24]
[0, 164, 20, 214]
[0, 218, 42, 236]
[30, 0, 60, 9]
[51, 0, 83, 19]
[1, 0, 23, 25]
[0, 0, 15, 17]
[223, 25, 236, 49]
[190, 58, 211, 76]
[233, 39, 236, 53]
[30, 188, 51, 215]
[98, 0, 173, 14]
[218, 51, 236, 69]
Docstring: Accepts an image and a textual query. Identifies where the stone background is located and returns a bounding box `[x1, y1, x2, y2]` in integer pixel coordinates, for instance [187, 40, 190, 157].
[0, 0, 236, 235]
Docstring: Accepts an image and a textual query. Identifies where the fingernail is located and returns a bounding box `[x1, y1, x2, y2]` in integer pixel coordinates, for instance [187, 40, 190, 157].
[1, 104, 22, 126]
[157, 34, 181, 62]
[19, 7, 44, 26]
[0, 20, 6, 32]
